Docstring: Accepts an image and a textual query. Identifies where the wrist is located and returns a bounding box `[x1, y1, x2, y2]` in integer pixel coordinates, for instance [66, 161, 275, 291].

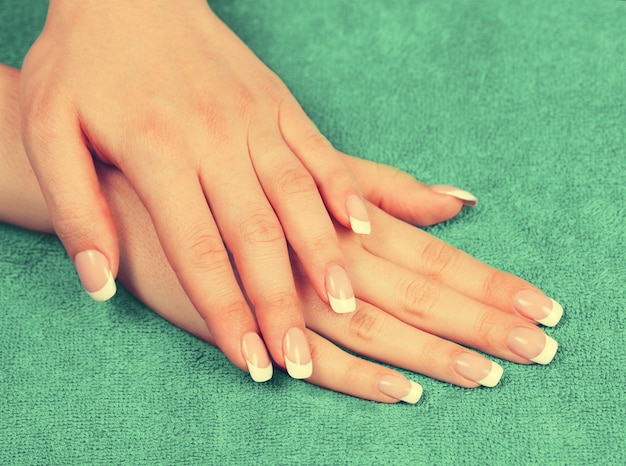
[45, 0, 215, 31]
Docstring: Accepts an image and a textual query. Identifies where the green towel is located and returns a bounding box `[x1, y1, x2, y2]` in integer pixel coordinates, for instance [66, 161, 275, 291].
[1, 0, 624, 464]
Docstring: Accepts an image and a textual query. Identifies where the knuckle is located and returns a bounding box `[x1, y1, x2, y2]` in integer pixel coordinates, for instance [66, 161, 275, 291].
[481, 269, 514, 305]
[302, 233, 334, 257]
[275, 165, 318, 197]
[415, 338, 444, 367]
[324, 164, 358, 195]
[127, 108, 180, 154]
[259, 291, 300, 315]
[397, 275, 440, 320]
[419, 239, 458, 279]
[212, 299, 250, 324]
[183, 227, 227, 272]
[475, 308, 502, 349]
[198, 103, 231, 148]
[347, 307, 383, 344]
[300, 131, 332, 153]
[236, 209, 284, 246]
[338, 358, 368, 391]
[258, 75, 290, 102]
[52, 205, 99, 247]
[232, 84, 257, 119]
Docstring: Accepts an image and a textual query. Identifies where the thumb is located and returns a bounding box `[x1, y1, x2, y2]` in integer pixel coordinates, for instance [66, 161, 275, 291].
[21, 109, 118, 302]
[340, 153, 476, 226]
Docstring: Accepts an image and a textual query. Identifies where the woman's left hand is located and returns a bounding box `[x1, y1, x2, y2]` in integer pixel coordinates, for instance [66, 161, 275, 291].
[105, 156, 561, 402]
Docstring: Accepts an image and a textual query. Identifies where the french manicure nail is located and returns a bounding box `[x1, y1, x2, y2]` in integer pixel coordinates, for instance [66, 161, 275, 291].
[377, 374, 423, 404]
[513, 289, 564, 327]
[507, 327, 558, 365]
[454, 352, 503, 387]
[346, 194, 371, 235]
[283, 327, 312, 379]
[242, 333, 273, 382]
[74, 250, 116, 302]
[430, 185, 478, 206]
[325, 265, 356, 313]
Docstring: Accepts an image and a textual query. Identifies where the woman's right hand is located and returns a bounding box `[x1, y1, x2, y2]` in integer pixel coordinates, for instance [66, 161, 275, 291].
[19, 0, 371, 382]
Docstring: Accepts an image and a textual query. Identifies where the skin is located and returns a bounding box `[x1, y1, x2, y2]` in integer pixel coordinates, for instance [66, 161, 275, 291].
[1, 65, 553, 402]
[19, 0, 376, 373]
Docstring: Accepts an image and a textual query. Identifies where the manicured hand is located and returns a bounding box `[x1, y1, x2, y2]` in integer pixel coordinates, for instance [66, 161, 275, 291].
[1, 64, 561, 400]
[19, 1, 370, 379]
[103, 157, 561, 401]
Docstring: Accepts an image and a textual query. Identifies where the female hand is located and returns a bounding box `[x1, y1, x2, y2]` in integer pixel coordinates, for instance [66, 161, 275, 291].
[1, 64, 561, 401]
[19, 1, 371, 379]
[103, 157, 561, 401]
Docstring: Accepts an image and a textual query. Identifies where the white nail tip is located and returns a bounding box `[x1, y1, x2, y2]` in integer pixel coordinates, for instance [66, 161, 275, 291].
[531, 335, 558, 365]
[401, 381, 424, 404]
[349, 216, 371, 235]
[285, 358, 313, 379]
[537, 299, 564, 327]
[438, 189, 478, 206]
[246, 362, 273, 383]
[478, 362, 504, 387]
[86, 270, 116, 302]
[328, 294, 357, 314]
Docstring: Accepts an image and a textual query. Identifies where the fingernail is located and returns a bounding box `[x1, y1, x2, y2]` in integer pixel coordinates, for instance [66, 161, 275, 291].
[430, 185, 478, 206]
[242, 333, 273, 382]
[454, 352, 503, 387]
[74, 250, 116, 302]
[507, 327, 558, 365]
[325, 265, 356, 313]
[283, 327, 312, 379]
[513, 290, 564, 327]
[346, 194, 371, 235]
[377, 374, 423, 404]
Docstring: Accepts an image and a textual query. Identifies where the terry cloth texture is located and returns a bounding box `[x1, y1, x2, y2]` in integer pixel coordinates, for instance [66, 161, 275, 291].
[1, 0, 625, 464]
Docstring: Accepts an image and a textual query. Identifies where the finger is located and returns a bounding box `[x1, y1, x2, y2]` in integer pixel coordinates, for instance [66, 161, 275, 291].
[291, 257, 503, 388]
[364, 205, 564, 327]
[200, 146, 313, 379]
[101, 162, 421, 396]
[278, 97, 372, 235]
[99, 164, 274, 382]
[341, 154, 472, 226]
[344, 241, 559, 365]
[121, 156, 267, 374]
[305, 297, 503, 389]
[304, 330, 423, 403]
[249, 128, 357, 314]
[20, 100, 118, 301]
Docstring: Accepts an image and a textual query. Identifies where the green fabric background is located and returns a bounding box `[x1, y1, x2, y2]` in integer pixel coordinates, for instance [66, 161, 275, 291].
[1, 0, 625, 464]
